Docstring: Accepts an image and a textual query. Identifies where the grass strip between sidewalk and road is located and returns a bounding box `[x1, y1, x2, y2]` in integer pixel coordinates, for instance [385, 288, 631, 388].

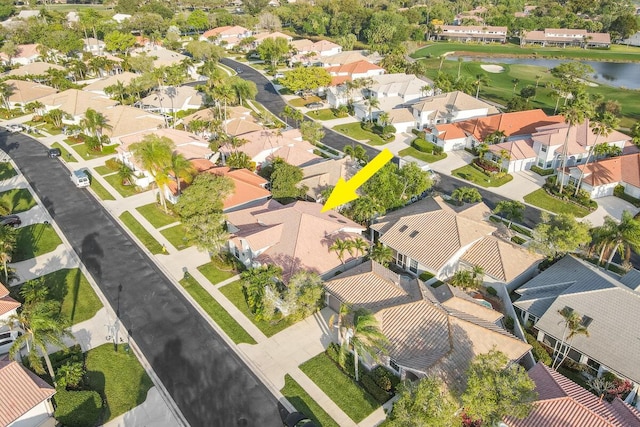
[104, 174, 144, 198]
[300, 353, 379, 423]
[197, 258, 239, 285]
[136, 203, 179, 228]
[219, 280, 298, 337]
[118, 211, 164, 254]
[51, 142, 77, 163]
[87, 173, 116, 201]
[160, 224, 192, 250]
[281, 374, 340, 427]
[523, 188, 590, 218]
[179, 275, 256, 345]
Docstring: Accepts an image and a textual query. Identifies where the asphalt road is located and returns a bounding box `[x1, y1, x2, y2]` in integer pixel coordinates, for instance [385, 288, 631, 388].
[0, 131, 282, 427]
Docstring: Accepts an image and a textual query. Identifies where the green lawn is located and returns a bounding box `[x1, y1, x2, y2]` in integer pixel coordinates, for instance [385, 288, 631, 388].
[179, 275, 256, 345]
[0, 188, 36, 213]
[136, 203, 179, 228]
[160, 224, 192, 250]
[104, 174, 145, 198]
[24, 120, 62, 136]
[118, 212, 164, 254]
[412, 41, 640, 63]
[197, 258, 239, 285]
[309, 108, 342, 121]
[94, 165, 115, 176]
[452, 164, 514, 187]
[17, 269, 102, 324]
[0, 162, 17, 180]
[410, 55, 640, 128]
[281, 374, 340, 427]
[51, 143, 77, 163]
[69, 143, 117, 161]
[398, 146, 447, 163]
[219, 280, 298, 337]
[88, 174, 116, 201]
[85, 343, 154, 422]
[300, 353, 379, 423]
[13, 223, 63, 262]
[332, 123, 387, 146]
[523, 188, 591, 217]
[289, 96, 322, 107]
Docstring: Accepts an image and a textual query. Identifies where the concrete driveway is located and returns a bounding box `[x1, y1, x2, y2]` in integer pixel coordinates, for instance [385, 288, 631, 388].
[584, 196, 640, 226]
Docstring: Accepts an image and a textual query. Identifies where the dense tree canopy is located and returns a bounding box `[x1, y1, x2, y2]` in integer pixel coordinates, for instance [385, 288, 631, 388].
[279, 67, 332, 96]
[387, 377, 459, 427]
[531, 212, 591, 258]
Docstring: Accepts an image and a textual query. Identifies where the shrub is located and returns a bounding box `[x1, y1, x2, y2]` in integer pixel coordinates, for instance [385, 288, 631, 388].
[602, 371, 619, 383]
[361, 121, 374, 132]
[361, 374, 391, 404]
[504, 316, 514, 332]
[371, 365, 400, 392]
[614, 185, 640, 207]
[419, 271, 435, 281]
[525, 332, 552, 366]
[54, 389, 103, 427]
[105, 158, 121, 171]
[511, 235, 526, 245]
[49, 345, 83, 370]
[486, 286, 497, 296]
[530, 165, 555, 176]
[411, 138, 433, 153]
[433, 145, 444, 155]
[382, 125, 396, 135]
[326, 342, 340, 363]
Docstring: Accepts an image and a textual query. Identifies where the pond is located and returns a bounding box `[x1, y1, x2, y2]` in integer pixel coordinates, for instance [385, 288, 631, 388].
[448, 56, 640, 89]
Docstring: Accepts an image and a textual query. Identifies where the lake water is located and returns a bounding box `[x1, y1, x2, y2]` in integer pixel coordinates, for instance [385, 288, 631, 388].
[448, 56, 640, 89]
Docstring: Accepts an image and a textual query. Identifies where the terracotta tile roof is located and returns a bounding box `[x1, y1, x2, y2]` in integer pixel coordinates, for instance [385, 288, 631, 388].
[228, 201, 365, 278]
[101, 106, 164, 138]
[253, 31, 292, 42]
[118, 128, 211, 160]
[571, 153, 640, 188]
[0, 44, 40, 61]
[7, 62, 65, 76]
[82, 72, 139, 93]
[487, 138, 537, 160]
[320, 51, 369, 66]
[140, 86, 204, 110]
[222, 129, 305, 160]
[412, 91, 499, 115]
[5, 79, 56, 104]
[37, 89, 117, 116]
[451, 109, 564, 141]
[460, 236, 542, 282]
[0, 291, 20, 317]
[504, 363, 640, 427]
[326, 60, 384, 76]
[267, 144, 321, 167]
[225, 118, 263, 136]
[0, 360, 55, 426]
[330, 75, 351, 86]
[435, 123, 467, 140]
[202, 25, 249, 39]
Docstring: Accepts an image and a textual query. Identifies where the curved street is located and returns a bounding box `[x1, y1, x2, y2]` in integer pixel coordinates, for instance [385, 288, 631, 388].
[0, 131, 283, 427]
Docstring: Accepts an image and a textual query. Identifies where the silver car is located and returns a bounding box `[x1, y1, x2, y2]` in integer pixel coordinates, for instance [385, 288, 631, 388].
[0, 330, 22, 355]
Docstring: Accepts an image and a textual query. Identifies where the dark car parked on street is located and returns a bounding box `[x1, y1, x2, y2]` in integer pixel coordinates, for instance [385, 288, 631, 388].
[48, 148, 62, 158]
[0, 214, 21, 227]
[284, 412, 316, 427]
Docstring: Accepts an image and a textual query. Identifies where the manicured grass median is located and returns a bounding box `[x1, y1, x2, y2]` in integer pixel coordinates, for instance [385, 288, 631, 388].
[13, 223, 63, 262]
[88, 173, 115, 201]
[118, 211, 164, 254]
[104, 174, 144, 198]
[179, 275, 256, 344]
[452, 164, 514, 188]
[398, 146, 447, 163]
[18, 269, 102, 324]
[0, 188, 36, 213]
[136, 203, 179, 228]
[197, 257, 239, 285]
[51, 142, 77, 163]
[523, 188, 590, 218]
[281, 374, 340, 427]
[333, 123, 387, 146]
[85, 343, 154, 421]
[0, 162, 17, 180]
[300, 353, 379, 423]
[160, 224, 192, 250]
[219, 280, 298, 337]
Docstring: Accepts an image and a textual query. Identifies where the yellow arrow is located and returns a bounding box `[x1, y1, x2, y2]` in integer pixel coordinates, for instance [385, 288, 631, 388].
[321, 148, 394, 212]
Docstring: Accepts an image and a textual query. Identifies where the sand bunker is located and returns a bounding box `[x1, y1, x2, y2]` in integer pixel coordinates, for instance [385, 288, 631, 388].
[481, 64, 505, 73]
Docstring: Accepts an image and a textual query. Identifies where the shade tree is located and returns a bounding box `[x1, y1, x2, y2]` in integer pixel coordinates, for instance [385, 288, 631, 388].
[530, 212, 591, 259]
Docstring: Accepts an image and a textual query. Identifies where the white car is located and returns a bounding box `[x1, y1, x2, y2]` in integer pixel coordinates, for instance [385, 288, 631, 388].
[0, 330, 23, 355]
[5, 124, 24, 133]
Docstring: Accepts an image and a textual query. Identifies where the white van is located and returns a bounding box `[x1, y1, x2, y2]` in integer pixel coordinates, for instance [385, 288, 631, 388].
[71, 170, 90, 188]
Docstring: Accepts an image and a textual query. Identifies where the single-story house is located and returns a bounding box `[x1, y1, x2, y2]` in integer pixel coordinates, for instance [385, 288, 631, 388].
[326, 60, 385, 86]
[289, 39, 342, 65]
[328, 73, 432, 108]
[324, 260, 531, 387]
[250, 31, 293, 49]
[317, 50, 383, 68]
[138, 86, 204, 114]
[7, 62, 66, 77]
[37, 89, 117, 122]
[131, 47, 191, 71]
[370, 196, 541, 287]
[0, 43, 40, 66]
[2, 79, 56, 109]
[522, 28, 611, 47]
[220, 128, 313, 167]
[504, 362, 640, 427]
[412, 91, 499, 129]
[82, 72, 139, 96]
[0, 360, 56, 427]
[513, 255, 640, 387]
[83, 37, 105, 54]
[436, 25, 507, 43]
[201, 25, 252, 48]
[298, 157, 352, 201]
[226, 200, 365, 280]
[100, 106, 165, 142]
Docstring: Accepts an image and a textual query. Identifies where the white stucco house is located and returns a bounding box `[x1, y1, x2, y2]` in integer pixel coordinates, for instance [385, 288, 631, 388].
[412, 91, 499, 129]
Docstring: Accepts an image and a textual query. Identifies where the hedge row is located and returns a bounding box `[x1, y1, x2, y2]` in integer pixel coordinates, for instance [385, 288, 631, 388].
[54, 389, 103, 427]
[525, 332, 552, 366]
[411, 138, 443, 154]
[530, 165, 555, 176]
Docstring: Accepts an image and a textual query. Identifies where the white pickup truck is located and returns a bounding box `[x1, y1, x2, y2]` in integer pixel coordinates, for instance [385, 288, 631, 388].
[70, 170, 90, 188]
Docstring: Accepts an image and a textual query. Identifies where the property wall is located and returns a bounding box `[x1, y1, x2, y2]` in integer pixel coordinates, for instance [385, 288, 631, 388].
[393, 121, 414, 134]
[588, 182, 618, 199]
[443, 137, 467, 152]
[625, 183, 640, 199]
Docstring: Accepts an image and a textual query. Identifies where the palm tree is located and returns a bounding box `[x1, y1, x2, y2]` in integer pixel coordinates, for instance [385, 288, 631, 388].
[339, 307, 388, 382]
[492, 200, 524, 229]
[117, 162, 136, 186]
[457, 57, 464, 80]
[4, 284, 72, 382]
[574, 113, 620, 196]
[600, 211, 640, 268]
[80, 109, 112, 151]
[471, 264, 484, 286]
[229, 77, 257, 107]
[366, 96, 379, 124]
[167, 152, 196, 195]
[0, 225, 17, 285]
[328, 302, 350, 344]
[0, 82, 15, 110]
[552, 306, 590, 370]
[105, 80, 127, 104]
[558, 101, 591, 194]
[474, 73, 488, 99]
[130, 134, 174, 212]
[350, 237, 369, 258]
[450, 269, 475, 289]
[498, 149, 510, 173]
[368, 243, 393, 266]
[330, 238, 352, 264]
[377, 112, 390, 127]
